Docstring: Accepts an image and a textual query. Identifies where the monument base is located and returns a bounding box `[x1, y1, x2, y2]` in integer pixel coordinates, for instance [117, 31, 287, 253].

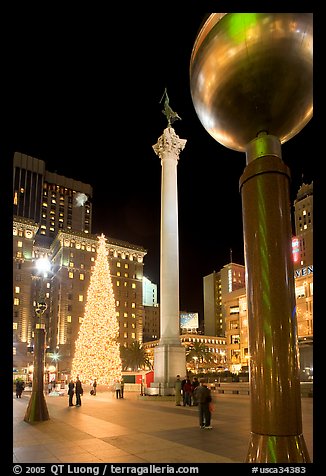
[152, 343, 186, 394]
[246, 432, 311, 463]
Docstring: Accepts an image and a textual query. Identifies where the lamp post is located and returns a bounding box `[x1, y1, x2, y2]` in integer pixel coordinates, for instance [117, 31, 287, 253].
[24, 258, 51, 422]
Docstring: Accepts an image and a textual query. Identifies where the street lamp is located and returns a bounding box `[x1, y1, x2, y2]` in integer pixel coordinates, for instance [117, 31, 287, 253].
[24, 257, 51, 422]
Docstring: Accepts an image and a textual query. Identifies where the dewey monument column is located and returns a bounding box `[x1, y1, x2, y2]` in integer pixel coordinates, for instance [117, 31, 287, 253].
[152, 90, 187, 394]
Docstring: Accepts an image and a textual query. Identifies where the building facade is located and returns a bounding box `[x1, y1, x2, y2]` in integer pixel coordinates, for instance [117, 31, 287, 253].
[203, 262, 246, 337]
[13, 152, 147, 381]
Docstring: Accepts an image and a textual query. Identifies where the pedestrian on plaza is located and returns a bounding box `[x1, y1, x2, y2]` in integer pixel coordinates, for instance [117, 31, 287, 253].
[181, 377, 187, 405]
[92, 379, 97, 396]
[75, 376, 83, 406]
[115, 380, 121, 399]
[193, 378, 213, 429]
[48, 381, 52, 395]
[183, 378, 193, 406]
[68, 379, 75, 406]
[51, 379, 56, 392]
[15, 379, 24, 398]
[120, 379, 125, 398]
[191, 377, 199, 406]
[174, 375, 182, 406]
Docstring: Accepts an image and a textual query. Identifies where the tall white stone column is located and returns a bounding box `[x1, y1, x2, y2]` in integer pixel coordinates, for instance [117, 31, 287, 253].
[152, 126, 187, 394]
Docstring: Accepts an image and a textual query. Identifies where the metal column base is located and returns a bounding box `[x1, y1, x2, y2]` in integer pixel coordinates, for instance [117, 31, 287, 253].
[246, 432, 311, 463]
[24, 390, 50, 423]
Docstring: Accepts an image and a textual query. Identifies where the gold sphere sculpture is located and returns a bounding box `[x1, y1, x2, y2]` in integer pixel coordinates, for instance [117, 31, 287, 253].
[190, 13, 313, 152]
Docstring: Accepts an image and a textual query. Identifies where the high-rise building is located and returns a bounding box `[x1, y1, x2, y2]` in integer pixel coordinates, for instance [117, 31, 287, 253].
[203, 262, 246, 337]
[13, 152, 93, 238]
[293, 181, 313, 268]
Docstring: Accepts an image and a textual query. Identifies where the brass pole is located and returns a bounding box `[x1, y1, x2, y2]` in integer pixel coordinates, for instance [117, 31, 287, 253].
[240, 134, 310, 462]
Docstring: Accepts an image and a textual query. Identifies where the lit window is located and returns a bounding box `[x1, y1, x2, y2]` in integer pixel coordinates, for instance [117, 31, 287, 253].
[124, 263, 129, 269]
[117, 271, 121, 276]
[132, 283, 136, 289]
[124, 312, 128, 317]
[131, 303, 136, 308]
[79, 273, 84, 280]
[14, 298, 20, 305]
[67, 315, 72, 323]
[69, 271, 74, 279]
[13, 323, 18, 330]
[15, 286, 20, 293]
[117, 262, 121, 268]
[17, 241, 23, 248]
[131, 333, 136, 339]
[116, 300, 120, 306]
[79, 295, 84, 302]
[117, 281, 120, 287]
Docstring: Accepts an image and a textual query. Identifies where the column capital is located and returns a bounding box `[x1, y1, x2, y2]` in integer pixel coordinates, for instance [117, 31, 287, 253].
[152, 127, 187, 161]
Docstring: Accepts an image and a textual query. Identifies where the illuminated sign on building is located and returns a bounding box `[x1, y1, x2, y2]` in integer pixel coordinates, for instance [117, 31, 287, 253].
[180, 312, 199, 329]
[294, 265, 313, 278]
[292, 237, 300, 262]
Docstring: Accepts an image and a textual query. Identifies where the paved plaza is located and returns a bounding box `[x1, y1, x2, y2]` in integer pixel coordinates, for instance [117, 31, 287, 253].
[13, 388, 313, 464]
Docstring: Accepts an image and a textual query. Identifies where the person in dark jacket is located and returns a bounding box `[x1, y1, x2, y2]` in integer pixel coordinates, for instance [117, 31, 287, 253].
[191, 377, 200, 406]
[193, 378, 213, 429]
[68, 379, 75, 406]
[15, 380, 24, 398]
[183, 378, 193, 406]
[75, 377, 83, 406]
[92, 379, 97, 396]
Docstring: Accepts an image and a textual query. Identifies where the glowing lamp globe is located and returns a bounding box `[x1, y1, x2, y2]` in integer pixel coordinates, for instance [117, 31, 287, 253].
[190, 13, 313, 152]
[36, 257, 51, 275]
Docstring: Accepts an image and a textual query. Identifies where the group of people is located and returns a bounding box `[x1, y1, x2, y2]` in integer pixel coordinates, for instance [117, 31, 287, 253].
[175, 375, 213, 429]
[67, 376, 84, 407]
[175, 376, 200, 407]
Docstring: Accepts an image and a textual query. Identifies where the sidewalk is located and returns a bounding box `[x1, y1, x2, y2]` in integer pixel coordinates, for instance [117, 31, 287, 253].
[13, 390, 313, 464]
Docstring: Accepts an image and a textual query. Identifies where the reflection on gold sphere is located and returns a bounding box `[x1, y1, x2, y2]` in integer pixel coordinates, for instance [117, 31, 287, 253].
[190, 13, 313, 152]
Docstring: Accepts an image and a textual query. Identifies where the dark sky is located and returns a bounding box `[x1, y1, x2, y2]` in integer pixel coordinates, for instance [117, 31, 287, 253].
[4, 9, 315, 321]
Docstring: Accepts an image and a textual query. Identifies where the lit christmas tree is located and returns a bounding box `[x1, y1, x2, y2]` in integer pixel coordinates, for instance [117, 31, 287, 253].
[71, 233, 122, 385]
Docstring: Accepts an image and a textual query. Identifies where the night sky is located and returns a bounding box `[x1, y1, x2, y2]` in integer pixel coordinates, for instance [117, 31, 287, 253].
[4, 9, 315, 322]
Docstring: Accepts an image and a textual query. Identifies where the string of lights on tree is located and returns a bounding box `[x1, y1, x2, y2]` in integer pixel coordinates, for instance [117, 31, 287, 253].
[71, 233, 122, 385]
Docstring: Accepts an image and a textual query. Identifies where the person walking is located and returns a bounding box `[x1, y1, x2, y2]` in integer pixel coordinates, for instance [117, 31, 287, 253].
[191, 377, 199, 406]
[15, 380, 24, 398]
[92, 379, 97, 396]
[193, 378, 213, 429]
[75, 376, 83, 406]
[183, 378, 193, 406]
[115, 380, 121, 399]
[175, 375, 182, 406]
[120, 379, 125, 398]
